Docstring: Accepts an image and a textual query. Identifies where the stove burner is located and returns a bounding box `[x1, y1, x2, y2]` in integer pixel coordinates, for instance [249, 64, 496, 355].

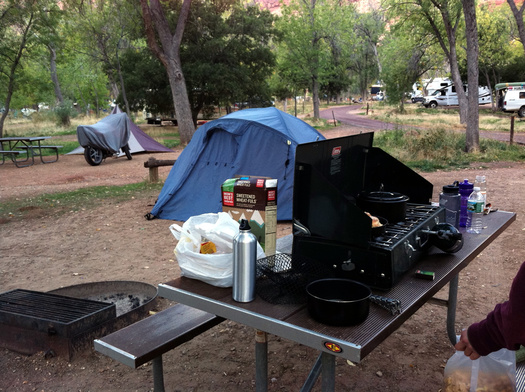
[372, 204, 441, 250]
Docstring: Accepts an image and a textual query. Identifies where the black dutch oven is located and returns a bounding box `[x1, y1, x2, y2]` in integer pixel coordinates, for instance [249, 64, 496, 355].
[357, 191, 410, 224]
[306, 278, 371, 326]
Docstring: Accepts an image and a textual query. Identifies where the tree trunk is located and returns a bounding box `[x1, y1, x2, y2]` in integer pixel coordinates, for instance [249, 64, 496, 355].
[507, 0, 525, 56]
[462, 0, 480, 152]
[48, 44, 64, 104]
[115, 43, 131, 117]
[312, 77, 320, 119]
[140, 0, 195, 145]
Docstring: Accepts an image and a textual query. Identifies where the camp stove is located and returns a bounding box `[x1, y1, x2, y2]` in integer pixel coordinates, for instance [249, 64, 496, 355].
[291, 133, 461, 290]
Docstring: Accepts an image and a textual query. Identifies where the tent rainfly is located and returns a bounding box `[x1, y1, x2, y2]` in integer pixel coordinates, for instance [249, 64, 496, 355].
[147, 107, 326, 222]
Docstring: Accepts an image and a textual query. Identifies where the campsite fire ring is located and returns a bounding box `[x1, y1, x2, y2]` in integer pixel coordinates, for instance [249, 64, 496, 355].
[0, 281, 157, 360]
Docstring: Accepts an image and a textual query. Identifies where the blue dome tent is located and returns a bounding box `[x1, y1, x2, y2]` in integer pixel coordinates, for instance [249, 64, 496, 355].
[147, 107, 325, 221]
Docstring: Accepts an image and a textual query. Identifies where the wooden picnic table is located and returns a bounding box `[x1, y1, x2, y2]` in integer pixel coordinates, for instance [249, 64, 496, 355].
[0, 136, 62, 167]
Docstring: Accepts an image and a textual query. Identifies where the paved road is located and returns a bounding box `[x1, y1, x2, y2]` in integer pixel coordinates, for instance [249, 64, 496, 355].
[319, 105, 525, 145]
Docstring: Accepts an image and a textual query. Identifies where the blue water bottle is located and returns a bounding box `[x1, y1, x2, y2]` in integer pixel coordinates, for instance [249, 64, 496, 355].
[458, 179, 473, 227]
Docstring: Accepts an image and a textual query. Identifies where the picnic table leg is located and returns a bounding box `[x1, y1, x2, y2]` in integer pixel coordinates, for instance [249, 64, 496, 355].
[152, 355, 166, 392]
[321, 352, 336, 392]
[255, 330, 268, 392]
[446, 274, 459, 345]
[300, 353, 323, 392]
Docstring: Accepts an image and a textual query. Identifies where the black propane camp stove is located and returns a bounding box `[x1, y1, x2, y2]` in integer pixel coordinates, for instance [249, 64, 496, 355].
[291, 133, 460, 290]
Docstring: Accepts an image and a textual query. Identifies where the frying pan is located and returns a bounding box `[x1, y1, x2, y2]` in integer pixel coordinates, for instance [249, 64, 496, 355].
[306, 278, 401, 326]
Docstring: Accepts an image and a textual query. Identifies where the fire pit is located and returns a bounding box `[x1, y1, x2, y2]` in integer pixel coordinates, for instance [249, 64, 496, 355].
[0, 281, 157, 360]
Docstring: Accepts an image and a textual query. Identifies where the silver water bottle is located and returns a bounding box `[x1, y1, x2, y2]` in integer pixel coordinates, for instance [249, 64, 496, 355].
[232, 219, 257, 302]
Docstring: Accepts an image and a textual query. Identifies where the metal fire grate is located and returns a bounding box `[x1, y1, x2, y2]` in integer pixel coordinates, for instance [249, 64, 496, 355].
[0, 289, 116, 337]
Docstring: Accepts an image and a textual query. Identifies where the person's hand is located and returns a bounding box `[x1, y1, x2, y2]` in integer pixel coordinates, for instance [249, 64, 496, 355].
[454, 328, 481, 360]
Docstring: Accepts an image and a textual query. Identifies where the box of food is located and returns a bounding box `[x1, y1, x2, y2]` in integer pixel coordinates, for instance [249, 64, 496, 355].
[221, 176, 277, 255]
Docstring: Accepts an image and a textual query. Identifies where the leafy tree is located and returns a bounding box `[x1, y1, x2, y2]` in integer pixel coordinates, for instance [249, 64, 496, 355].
[385, 0, 482, 152]
[0, 0, 60, 137]
[140, 0, 195, 145]
[182, 1, 276, 120]
[116, 47, 174, 116]
[474, 5, 512, 109]
[506, 0, 525, 56]
[277, 0, 357, 118]
[63, 0, 144, 116]
[119, 2, 277, 124]
[380, 29, 433, 111]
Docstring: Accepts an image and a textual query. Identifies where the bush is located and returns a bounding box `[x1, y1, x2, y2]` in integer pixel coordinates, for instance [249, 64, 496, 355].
[54, 100, 77, 127]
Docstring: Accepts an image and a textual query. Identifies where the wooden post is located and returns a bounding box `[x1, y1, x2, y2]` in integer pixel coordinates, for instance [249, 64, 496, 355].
[510, 116, 515, 145]
[366, 103, 369, 115]
[149, 166, 159, 183]
[144, 157, 176, 183]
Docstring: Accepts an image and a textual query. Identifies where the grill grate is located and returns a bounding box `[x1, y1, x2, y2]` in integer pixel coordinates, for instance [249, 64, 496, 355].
[0, 289, 114, 324]
[371, 204, 441, 249]
[0, 289, 116, 336]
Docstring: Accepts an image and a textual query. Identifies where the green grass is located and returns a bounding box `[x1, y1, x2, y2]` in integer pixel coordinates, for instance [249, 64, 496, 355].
[0, 181, 164, 222]
[373, 127, 525, 171]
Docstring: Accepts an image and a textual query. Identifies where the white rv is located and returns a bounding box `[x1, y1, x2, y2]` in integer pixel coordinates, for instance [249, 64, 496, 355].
[422, 83, 491, 108]
[410, 78, 451, 103]
[496, 82, 525, 117]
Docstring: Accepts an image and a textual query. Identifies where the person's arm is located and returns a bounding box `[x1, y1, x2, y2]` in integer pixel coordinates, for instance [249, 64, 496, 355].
[455, 262, 525, 358]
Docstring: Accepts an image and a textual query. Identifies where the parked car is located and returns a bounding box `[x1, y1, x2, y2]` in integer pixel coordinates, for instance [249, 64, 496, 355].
[498, 83, 525, 117]
[372, 92, 385, 101]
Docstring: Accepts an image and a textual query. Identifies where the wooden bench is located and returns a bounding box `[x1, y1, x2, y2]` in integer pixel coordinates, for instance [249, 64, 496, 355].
[19, 145, 63, 163]
[94, 303, 223, 392]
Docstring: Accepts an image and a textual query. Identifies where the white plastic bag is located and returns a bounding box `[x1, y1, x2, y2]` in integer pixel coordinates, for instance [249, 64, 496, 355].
[444, 344, 517, 392]
[170, 212, 265, 288]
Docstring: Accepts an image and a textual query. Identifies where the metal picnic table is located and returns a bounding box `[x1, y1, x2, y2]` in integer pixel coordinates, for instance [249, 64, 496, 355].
[159, 210, 516, 391]
[0, 136, 61, 167]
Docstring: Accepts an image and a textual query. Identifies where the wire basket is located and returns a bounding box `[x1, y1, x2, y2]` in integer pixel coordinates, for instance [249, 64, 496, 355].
[256, 253, 334, 305]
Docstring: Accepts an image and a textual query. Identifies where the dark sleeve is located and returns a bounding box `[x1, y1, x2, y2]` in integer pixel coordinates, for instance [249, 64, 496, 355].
[467, 262, 525, 356]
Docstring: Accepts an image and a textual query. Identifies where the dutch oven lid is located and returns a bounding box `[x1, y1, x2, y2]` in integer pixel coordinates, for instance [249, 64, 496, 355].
[360, 191, 409, 202]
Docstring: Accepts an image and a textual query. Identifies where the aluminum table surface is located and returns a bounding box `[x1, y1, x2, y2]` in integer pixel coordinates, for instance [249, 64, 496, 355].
[159, 211, 515, 376]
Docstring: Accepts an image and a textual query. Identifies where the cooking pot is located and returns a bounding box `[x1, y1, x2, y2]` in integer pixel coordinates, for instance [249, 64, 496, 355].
[357, 191, 409, 223]
[306, 278, 371, 326]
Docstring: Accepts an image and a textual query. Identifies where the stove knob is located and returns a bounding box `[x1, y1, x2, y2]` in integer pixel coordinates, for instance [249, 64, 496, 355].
[404, 241, 415, 259]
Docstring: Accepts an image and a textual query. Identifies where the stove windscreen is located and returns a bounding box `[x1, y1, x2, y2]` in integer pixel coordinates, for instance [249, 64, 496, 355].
[293, 133, 434, 248]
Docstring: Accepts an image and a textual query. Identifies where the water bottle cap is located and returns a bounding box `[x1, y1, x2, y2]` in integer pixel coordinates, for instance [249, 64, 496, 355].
[442, 182, 459, 194]
[473, 187, 480, 191]
[459, 179, 473, 190]
[239, 219, 251, 231]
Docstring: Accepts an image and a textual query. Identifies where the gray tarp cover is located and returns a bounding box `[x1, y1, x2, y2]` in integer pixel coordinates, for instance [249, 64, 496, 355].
[77, 112, 130, 154]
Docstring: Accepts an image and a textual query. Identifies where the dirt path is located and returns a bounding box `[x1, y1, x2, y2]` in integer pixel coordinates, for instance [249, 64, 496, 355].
[320, 105, 525, 145]
[1, 121, 524, 391]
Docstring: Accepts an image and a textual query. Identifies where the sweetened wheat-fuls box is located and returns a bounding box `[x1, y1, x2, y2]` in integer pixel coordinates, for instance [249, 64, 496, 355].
[221, 176, 277, 255]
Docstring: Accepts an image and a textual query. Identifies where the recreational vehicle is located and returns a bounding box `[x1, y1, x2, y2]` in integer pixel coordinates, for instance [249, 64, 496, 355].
[422, 83, 491, 108]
